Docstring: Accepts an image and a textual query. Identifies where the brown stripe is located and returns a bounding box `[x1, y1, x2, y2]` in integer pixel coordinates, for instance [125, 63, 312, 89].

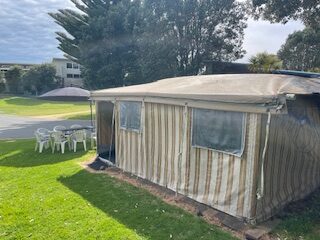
[193, 148, 201, 197]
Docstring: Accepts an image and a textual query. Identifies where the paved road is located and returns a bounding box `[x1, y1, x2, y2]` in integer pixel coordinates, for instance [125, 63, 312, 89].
[0, 114, 92, 139]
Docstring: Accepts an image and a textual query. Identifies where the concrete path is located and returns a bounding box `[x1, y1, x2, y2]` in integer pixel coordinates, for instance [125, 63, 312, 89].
[0, 114, 92, 139]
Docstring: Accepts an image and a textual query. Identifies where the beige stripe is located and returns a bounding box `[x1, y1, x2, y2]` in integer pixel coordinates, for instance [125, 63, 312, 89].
[250, 114, 261, 219]
[229, 157, 241, 215]
[135, 133, 139, 176]
[208, 151, 219, 205]
[196, 149, 207, 203]
[155, 104, 162, 184]
[163, 105, 169, 187]
[224, 155, 235, 212]
[243, 114, 258, 218]
[203, 150, 213, 204]
[150, 103, 156, 181]
[159, 104, 167, 186]
[213, 153, 223, 205]
[218, 155, 229, 209]
[145, 103, 151, 179]
[168, 106, 176, 189]
[237, 154, 247, 216]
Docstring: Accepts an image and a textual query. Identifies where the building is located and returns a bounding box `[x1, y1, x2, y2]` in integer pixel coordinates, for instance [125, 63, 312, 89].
[204, 61, 250, 74]
[91, 73, 320, 224]
[51, 58, 83, 87]
[0, 62, 36, 73]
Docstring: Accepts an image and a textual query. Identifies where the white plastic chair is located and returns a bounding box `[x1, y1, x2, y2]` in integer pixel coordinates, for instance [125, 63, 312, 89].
[71, 130, 87, 152]
[54, 125, 66, 132]
[71, 124, 82, 129]
[34, 131, 50, 153]
[51, 131, 69, 154]
[37, 128, 50, 136]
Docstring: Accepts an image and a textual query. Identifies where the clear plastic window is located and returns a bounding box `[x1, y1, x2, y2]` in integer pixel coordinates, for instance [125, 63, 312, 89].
[192, 108, 246, 156]
[120, 101, 141, 131]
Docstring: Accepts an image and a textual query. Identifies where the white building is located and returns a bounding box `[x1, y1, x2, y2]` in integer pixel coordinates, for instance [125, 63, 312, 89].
[0, 62, 36, 73]
[52, 58, 84, 87]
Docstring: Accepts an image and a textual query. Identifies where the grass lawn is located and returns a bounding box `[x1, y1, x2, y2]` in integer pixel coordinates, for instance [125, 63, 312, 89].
[271, 192, 320, 240]
[0, 96, 91, 119]
[0, 140, 236, 240]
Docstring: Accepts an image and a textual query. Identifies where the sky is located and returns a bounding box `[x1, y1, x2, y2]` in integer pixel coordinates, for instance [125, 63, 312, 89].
[0, 0, 305, 64]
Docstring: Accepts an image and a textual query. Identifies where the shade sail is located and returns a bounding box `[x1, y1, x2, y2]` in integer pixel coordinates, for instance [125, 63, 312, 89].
[91, 74, 320, 104]
[39, 87, 90, 101]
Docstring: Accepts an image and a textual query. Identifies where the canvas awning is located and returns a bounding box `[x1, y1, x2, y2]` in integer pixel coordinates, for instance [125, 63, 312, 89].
[91, 74, 320, 104]
[39, 87, 90, 101]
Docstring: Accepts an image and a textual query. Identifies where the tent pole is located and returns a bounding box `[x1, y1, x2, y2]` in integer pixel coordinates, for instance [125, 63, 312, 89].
[90, 100, 93, 127]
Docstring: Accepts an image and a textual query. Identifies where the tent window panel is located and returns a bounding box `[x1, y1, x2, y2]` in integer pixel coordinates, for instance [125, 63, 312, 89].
[192, 108, 245, 156]
[120, 101, 141, 131]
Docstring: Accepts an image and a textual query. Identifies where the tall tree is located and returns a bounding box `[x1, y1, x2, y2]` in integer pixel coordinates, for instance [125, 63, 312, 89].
[250, 0, 320, 28]
[50, 0, 143, 89]
[22, 64, 57, 95]
[50, 0, 247, 89]
[278, 27, 320, 71]
[5, 66, 22, 93]
[141, 0, 247, 78]
[249, 52, 282, 73]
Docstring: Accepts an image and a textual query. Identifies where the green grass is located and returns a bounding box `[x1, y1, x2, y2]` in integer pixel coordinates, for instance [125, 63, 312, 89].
[272, 192, 320, 240]
[0, 96, 90, 118]
[0, 140, 236, 240]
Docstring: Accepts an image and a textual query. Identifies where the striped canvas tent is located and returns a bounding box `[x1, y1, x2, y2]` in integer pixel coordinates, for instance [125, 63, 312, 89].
[91, 73, 320, 223]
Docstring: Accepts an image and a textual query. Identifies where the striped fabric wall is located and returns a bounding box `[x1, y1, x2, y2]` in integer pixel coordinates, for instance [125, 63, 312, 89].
[256, 97, 320, 221]
[115, 102, 260, 220]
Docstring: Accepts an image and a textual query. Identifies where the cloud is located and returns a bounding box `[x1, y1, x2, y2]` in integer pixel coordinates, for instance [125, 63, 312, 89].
[0, 0, 305, 64]
[0, 0, 75, 63]
[239, 19, 305, 63]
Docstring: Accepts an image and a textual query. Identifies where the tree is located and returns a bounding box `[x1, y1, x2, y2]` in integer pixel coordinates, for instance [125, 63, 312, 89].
[141, 0, 247, 79]
[0, 71, 5, 93]
[278, 27, 320, 71]
[50, 0, 247, 89]
[5, 66, 22, 93]
[22, 64, 57, 95]
[249, 52, 282, 73]
[50, 0, 143, 89]
[250, 0, 320, 28]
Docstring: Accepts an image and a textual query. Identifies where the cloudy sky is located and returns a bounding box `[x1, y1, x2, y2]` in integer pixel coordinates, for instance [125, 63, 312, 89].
[0, 0, 304, 64]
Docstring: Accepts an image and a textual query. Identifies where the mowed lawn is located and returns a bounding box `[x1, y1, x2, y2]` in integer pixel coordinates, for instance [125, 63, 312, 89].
[0, 140, 236, 240]
[0, 96, 91, 119]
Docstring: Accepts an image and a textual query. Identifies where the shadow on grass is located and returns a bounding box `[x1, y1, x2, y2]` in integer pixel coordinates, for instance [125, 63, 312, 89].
[0, 140, 88, 168]
[58, 170, 235, 240]
[273, 188, 320, 239]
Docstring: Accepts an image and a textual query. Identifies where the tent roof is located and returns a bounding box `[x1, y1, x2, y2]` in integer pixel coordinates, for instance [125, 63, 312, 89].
[40, 87, 90, 99]
[91, 74, 320, 104]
